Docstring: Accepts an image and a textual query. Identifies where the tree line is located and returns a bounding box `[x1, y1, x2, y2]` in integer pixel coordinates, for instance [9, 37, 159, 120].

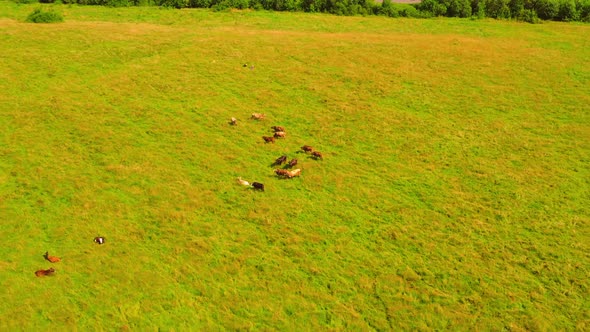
[33, 0, 590, 22]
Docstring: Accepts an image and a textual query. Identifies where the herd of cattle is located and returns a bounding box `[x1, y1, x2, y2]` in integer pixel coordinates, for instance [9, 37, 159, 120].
[34, 114, 317, 276]
[35, 237, 105, 277]
[233, 113, 323, 192]
[34, 252, 60, 276]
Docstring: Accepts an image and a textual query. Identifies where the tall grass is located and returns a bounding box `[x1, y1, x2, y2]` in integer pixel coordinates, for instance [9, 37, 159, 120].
[0, 2, 589, 330]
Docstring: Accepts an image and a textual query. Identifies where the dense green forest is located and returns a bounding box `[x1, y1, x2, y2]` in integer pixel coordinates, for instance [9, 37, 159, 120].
[23, 0, 590, 22]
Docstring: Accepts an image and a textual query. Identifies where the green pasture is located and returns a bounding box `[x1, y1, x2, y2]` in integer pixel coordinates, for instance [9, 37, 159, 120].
[0, 2, 589, 330]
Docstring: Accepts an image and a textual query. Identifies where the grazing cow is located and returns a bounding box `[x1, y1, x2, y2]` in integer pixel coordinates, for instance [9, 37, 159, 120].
[251, 113, 265, 120]
[286, 169, 301, 178]
[273, 131, 286, 139]
[273, 155, 288, 166]
[229, 117, 237, 126]
[94, 237, 105, 245]
[301, 145, 313, 153]
[44, 252, 60, 263]
[252, 182, 265, 191]
[311, 151, 323, 160]
[237, 177, 250, 186]
[285, 158, 298, 168]
[263, 136, 275, 143]
[276, 168, 301, 178]
[275, 169, 290, 178]
[35, 268, 55, 277]
[271, 126, 285, 132]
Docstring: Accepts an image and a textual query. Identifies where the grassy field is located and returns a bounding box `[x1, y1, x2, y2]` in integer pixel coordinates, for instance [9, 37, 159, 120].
[1, 2, 589, 330]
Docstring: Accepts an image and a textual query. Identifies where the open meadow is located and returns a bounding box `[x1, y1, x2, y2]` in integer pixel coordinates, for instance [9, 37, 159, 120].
[0, 2, 589, 329]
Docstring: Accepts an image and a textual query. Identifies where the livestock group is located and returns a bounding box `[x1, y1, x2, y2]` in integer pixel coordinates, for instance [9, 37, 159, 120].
[32, 112, 324, 278]
[35, 237, 104, 277]
[234, 113, 324, 192]
[35, 252, 60, 277]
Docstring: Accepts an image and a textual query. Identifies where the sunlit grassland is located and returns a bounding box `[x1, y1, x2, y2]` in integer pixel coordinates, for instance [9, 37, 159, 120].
[0, 2, 589, 330]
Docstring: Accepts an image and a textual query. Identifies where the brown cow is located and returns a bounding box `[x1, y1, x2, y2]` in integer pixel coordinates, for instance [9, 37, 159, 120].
[311, 151, 323, 160]
[301, 145, 313, 153]
[35, 268, 55, 277]
[285, 158, 298, 168]
[44, 252, 60, 263]
[252, 182, 265, 191]
[229, 117, 237, 125]
[276, 168, 301, 178]
[251, 113, 265, 120]
[271, 126, 285, 132]
[275, 169, 290, 178]
[273, 155, 288, 166]
[262, 136, 275, 143]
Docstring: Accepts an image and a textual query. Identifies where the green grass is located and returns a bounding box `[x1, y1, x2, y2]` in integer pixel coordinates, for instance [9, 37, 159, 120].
[1, 2, 589, 330]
